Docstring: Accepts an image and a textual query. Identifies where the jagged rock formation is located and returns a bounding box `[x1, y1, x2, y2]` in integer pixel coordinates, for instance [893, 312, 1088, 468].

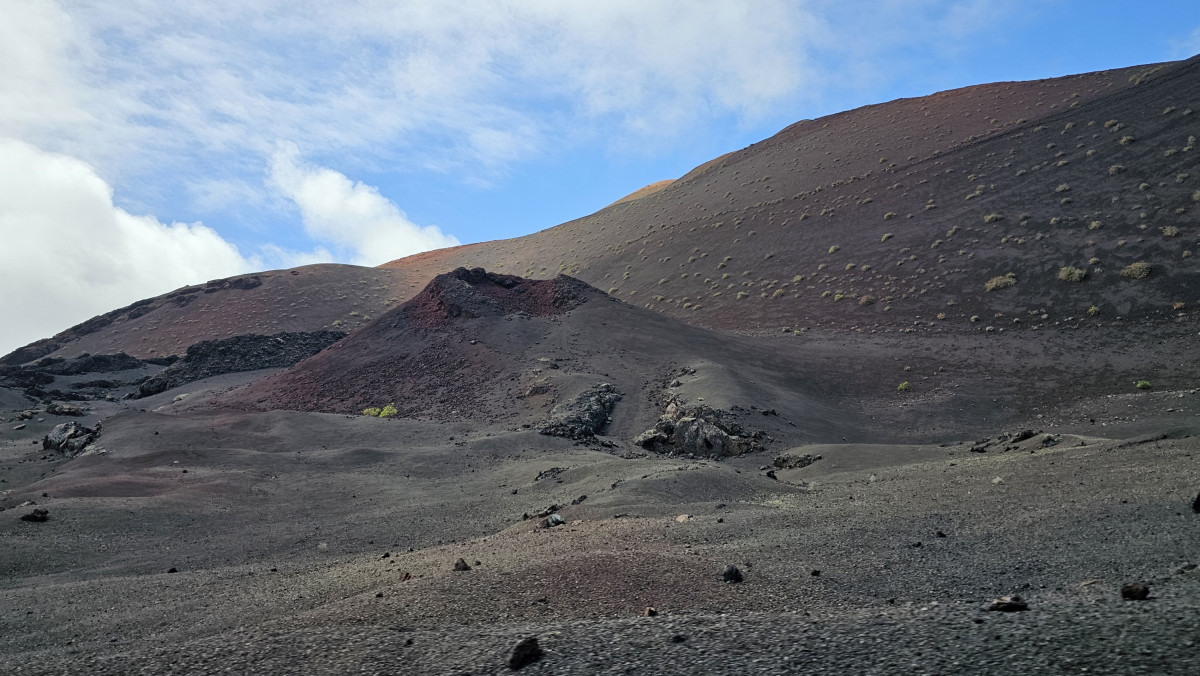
[539, 384, 622, 439]
[634, 403, 764, 458]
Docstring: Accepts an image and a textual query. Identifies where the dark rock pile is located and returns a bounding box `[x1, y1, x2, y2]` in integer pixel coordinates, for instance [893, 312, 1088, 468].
[635, 403, 764, 458]
[539, 384, 622, 439]
[43, 421, 98, 456]
[135, 331, 345, 398]
[773, 452, 821, 469]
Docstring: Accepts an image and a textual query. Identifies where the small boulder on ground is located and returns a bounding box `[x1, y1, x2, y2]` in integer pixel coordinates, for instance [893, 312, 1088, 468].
[43, 422, 97, 457]
[46, 403, 86, 417]
[773, 452, 821, 469]
[986, 595, 1028, 612]
[453, 558, 472, 571]
[507, 636, 544, 670]
[20, 508, 49, 522]
[1121, 582, 1150, 600]
[722, 564, 744, 583]
[1192, 492, 1199, 514]
[537, 513, 565, 529]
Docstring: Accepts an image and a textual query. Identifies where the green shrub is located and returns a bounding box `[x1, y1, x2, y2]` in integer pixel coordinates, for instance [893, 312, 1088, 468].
[984, 213, 1003, 224]
[1120, 262, 1151, 280]
[1058, 266, 1087, 282]
[897, 381, 910, 392]
[883, 212, 897, 220]
[1135, 380, 1151, 390]
[881, 233, 893, 242]
[985, 273, 1017, 291]
[362, 407, 382, 417]
[379, 403, 398, 418]
[1161, 225, 1180, 238]
[828, 245, 840, 254]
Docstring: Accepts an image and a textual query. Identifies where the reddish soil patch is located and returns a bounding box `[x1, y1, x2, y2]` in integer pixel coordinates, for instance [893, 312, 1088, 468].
[219, 268, 601, 419]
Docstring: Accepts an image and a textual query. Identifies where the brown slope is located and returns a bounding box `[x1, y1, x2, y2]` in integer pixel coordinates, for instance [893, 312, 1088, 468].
[378, 57, 1199, 333]
[2, 264, 416, 364]
[605, 179, 675, 207]
[6, 57, 1196, 366]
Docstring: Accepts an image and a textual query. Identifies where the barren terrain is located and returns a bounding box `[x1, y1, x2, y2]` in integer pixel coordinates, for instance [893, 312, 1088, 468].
[2, 56, 1199, 675]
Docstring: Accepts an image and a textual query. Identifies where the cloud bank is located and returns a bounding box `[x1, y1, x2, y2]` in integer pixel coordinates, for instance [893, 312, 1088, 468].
[269, 144, 460, 267]
[0, 139, 255, 356]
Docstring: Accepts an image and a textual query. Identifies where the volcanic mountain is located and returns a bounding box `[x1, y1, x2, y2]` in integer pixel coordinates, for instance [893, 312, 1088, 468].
[222, 267, 882, 445]
[7, 56, 1199, 365]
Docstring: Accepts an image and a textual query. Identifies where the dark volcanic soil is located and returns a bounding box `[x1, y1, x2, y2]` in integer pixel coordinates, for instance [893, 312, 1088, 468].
[3, 56, 1200, 675]
[1, 392, 1197, 675]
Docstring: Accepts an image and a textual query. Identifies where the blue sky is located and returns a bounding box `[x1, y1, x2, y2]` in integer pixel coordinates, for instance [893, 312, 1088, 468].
[2, 0, 1200, 355]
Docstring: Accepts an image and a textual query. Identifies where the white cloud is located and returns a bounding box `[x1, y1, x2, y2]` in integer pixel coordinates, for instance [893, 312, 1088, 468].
[0, 138, 256, 357]
[3, 0, 823, 182]
[268, 143, 460, 266]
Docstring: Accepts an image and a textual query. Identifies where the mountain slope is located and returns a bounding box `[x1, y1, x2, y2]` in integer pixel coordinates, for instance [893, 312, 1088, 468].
[5, 57, 1198, 364]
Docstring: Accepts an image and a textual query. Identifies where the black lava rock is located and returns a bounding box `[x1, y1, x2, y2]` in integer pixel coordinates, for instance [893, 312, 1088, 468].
[507, 636, 544, 670]
[986, 595, 1029, 612]
[20, 508, 49, 523]
[1121, 582, 1150, 600]
[722, 564, 744, 583]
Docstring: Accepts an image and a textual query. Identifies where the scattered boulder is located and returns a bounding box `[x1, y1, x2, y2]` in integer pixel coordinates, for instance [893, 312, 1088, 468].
[986, 595, 1029, 612]
[539, 383, 622, 439]
[453, 558, 472, 571]
[722, 564, 744, 583]
[635, 404, 764, 459]
[11, 424, 25, 431]
[773, 452, 821, 469]
[506, 636, 544, 670]
[1192, 492, 1199, 514]
[537, 514, 565, 529]
[46, 403, 85, 417]
[1010, 430, 1036, 443]
[642, 606, 658, 617]
[43, 422, 97, 456]
[1120, 582, 1150, 600]
[20, 508, 49, 522]
[17, 410, 36, 421]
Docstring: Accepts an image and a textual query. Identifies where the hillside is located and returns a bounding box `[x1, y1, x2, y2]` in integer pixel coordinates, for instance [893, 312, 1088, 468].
[4, 57, 1198, 364]
[390, 57, 1198, 334]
